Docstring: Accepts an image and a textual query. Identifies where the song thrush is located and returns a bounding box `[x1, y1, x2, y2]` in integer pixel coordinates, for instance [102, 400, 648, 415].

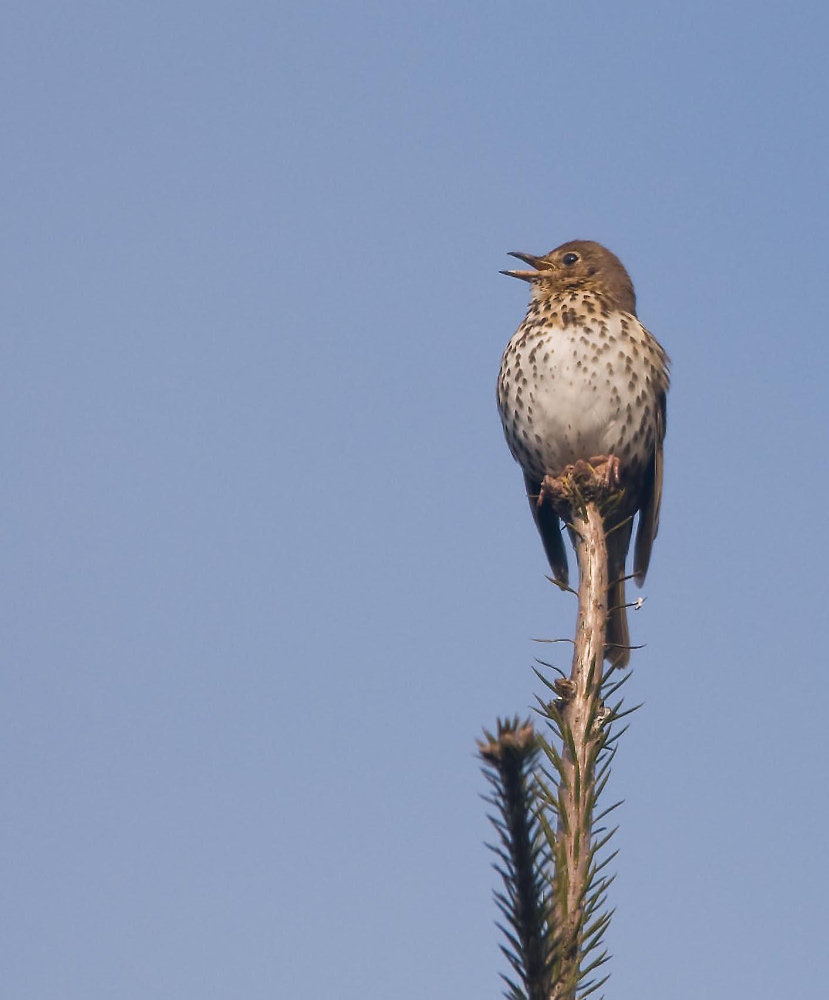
[497, 240, 669, 667]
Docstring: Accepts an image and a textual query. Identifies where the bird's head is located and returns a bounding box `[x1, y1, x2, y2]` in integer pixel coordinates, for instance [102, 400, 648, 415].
[501, 240, 637, 315]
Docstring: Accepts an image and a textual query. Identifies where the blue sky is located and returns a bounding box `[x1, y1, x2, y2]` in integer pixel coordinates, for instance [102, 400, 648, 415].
[3, 2, 828, 997]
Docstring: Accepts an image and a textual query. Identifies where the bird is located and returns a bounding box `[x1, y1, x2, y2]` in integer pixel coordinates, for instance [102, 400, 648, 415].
[496, 240, 669, 667]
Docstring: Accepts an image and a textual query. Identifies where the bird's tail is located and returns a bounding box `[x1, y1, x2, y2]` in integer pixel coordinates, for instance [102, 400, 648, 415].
[605, 575, 630, 668]
[605, 527, 632, 668]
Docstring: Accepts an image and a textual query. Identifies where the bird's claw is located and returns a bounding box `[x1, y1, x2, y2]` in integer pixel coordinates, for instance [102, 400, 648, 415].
[588, 454, 622, 490]
[535, 457, 622, 512]
[536, 474, 558, 508]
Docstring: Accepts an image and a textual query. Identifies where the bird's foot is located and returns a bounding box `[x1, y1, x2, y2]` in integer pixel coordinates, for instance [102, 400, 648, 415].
[536, 474, 558, 509]
[588, 454, 622, 491]
[538, 464, 591, 507]
[536, 459, 622, 516]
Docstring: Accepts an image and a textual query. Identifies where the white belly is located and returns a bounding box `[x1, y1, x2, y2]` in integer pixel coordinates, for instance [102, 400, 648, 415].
[497, 308, 659, 481]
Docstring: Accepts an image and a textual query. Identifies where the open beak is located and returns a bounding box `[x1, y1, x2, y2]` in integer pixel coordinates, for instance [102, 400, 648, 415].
[499, 251, 554, 282]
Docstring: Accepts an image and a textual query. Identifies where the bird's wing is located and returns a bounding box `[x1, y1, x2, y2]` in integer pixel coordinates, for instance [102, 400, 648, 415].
[523, 472, 569, 586]
[633, 383, 667, 585]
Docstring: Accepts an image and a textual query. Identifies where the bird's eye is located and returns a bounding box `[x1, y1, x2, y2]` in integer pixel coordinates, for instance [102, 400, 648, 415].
[562, 252, 580, 266]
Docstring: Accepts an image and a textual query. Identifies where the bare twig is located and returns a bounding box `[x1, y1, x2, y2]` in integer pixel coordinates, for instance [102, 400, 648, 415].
[552, 499, 608, 999]
[534, 461, 620, 1000]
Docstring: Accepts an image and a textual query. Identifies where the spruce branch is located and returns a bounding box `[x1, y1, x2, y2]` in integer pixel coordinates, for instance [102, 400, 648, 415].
[481, 461, 638, 1000]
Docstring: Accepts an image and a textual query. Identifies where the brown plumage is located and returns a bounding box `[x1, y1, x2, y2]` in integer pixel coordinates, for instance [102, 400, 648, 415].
[497, 240, 669, 666]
